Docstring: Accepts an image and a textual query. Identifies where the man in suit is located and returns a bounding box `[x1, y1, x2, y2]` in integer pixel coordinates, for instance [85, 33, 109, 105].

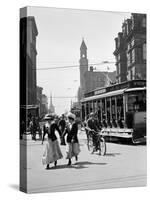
[87, 112, 101, 149]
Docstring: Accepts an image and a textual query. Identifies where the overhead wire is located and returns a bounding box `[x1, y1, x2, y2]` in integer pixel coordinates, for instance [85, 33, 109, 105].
[35, 61, 115, 70]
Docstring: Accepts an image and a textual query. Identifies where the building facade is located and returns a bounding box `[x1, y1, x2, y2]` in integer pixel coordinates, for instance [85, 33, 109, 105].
[36, 86, 48, 117]
[41, 94, 48, 117]
[20, 16, 38, 106]
[114, 13, 146, 83]
[113, 32, 127, 83]
[37, 86, 43, 117]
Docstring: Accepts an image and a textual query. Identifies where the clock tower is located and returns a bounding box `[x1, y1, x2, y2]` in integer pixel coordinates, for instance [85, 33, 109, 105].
[79, 39, 88, 97]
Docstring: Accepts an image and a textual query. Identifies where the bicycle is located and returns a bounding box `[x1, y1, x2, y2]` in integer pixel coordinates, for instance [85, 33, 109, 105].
[86, 129, 106, 156]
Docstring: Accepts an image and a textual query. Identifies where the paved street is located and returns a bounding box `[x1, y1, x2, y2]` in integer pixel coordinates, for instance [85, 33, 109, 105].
[20, 131, 146, 193]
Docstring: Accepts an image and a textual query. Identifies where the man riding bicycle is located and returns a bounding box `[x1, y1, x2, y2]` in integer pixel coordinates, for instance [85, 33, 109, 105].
[86, 112, 101, 150]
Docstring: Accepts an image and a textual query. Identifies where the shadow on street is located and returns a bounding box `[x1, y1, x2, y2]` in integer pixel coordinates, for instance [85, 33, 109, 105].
[46, 161, 107, 170]
[104, 153, 121, 157]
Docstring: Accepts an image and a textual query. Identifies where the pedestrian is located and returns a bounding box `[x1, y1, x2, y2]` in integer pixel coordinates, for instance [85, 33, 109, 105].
[63, 113, 80, 166]
[42, 114, 63, 169]
[58, 114, 66, 145]
[29, 116, 37, 141]
[41, 117, 49, 144]
[20, 120, 25, 139]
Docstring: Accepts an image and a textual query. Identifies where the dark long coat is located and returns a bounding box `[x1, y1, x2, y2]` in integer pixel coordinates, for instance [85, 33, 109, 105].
[63, 122, 78, 143]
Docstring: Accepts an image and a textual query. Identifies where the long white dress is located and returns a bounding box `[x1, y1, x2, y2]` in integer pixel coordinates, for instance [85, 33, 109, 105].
[42, 122, 63, 165]
[42, 139, 63, 165]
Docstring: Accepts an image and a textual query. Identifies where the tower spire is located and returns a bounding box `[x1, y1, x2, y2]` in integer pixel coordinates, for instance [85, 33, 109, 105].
[49, 92, 55, 114]
[79, 39, 88, 99]
[80, 38, 87, 51]
[50, 92, 52, 106]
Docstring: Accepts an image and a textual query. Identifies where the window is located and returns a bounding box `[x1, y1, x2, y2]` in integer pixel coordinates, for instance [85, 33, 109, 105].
[143, 43, 146, 60]
[130, 70, 133, 80]
[122, 26, 125, 36]
[136, 47, 142, 63]
[142, 17, 146, 27]
[131, 49, 135, 63]
[130, 52, 132, 64]
[118, 37, 120, 47]
[116, 95, 124, 120]
[119, 77, 121, 83]
[132, 67, 135, 80]
[127, 21, 130, 35]
[116, 55, 120, 63]
[102, 99, 106, 119]
[127, 53, 130, 66]
[118, 63, 121, 74]
[127, 43, 130, 51]
[127, 91, 146, 112]
[106, 98, 110, 121]
[131, 39, 134, 47]
[127, 70, 131, 81]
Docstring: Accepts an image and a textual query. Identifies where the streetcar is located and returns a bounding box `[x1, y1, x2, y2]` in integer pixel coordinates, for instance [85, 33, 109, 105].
[81, 80, 146, 144]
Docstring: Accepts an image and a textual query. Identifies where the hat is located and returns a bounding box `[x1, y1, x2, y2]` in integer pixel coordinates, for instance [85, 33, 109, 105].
[67, 112, 76, 120]
[89, 112, 94, 117]
[44, 114, 55, 120]
[44, 116, 51, 120]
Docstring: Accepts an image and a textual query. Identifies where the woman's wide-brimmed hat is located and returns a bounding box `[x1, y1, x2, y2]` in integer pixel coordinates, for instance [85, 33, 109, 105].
[89, 112, 94, 117]
[67, 112, 76, 120]
[44, 113, 55, 120]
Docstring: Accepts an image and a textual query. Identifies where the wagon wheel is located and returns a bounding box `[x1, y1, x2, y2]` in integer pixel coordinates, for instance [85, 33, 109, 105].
[87, 135, 94, 154]
[98, 137, 106, 156]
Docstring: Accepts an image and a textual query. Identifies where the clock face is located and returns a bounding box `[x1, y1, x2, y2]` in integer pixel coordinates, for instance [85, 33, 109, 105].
[82, 54, 85, 58]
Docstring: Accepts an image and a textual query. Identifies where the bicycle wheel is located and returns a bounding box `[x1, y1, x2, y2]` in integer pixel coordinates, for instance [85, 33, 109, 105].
[87, 136, 94, 153]
[99, 137, 106, 156]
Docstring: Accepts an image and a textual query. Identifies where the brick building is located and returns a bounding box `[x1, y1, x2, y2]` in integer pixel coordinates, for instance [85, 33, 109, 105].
[114, 13, 146, 83]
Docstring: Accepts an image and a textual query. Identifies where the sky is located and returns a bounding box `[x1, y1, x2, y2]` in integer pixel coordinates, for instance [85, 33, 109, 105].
[27, 6, 131, 115]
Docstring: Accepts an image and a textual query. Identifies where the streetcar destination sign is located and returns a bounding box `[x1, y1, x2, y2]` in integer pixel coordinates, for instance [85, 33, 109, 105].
[95, 88, 106, 95]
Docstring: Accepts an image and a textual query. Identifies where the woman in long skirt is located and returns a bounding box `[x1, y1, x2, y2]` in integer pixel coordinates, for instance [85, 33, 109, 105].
[42, 114, 63, 169]
[63, 113, 80, 165]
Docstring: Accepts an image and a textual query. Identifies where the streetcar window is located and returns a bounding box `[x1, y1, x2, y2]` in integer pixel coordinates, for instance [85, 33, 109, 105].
[89, 102, 93, 113]
[97, 100, 102, 122]
[102, 99, 106, 118]
[86, 103, 89, 116]
[81, 105, 85, 120]
[111, 97, 116, 119]
[116, 95, 124, 119]
[106, 98, 110, 121]
[127, 91, 146, 112]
